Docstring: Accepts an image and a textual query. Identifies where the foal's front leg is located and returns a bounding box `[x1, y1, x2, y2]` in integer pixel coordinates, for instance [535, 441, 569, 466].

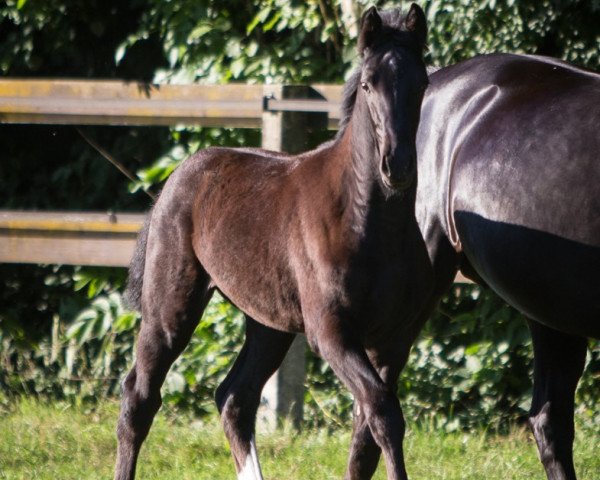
[344, 342, 412, 480]
[307, 315, 409, 480]
[215, 317, 295, 480]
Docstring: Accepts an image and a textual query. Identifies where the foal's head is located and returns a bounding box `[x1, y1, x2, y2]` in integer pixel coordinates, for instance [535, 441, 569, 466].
[351, 4, 428, 192]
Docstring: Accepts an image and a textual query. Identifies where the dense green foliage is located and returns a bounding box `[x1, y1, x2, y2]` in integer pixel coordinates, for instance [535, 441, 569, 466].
[426, 0, 600, 69]
[1, 0, 599, 431]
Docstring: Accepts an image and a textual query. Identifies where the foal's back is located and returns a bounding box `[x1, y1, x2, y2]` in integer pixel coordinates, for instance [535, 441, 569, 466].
[162, 141, 350, 333]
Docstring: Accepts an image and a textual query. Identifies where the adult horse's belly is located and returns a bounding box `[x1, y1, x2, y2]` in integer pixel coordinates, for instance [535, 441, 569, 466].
[450, 92, 600, 338]
[455, 210, 600, 339]
[449, 64, 600, 337]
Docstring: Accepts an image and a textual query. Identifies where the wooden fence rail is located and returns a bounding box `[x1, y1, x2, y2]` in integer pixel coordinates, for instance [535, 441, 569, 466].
[0, 79, 342, 128]
[0, 210, 144, 267]
[1, 79, 347, 429]
[0, 79, 469, 429]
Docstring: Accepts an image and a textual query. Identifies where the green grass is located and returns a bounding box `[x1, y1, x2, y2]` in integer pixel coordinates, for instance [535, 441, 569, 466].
[0, 400, 598, 479]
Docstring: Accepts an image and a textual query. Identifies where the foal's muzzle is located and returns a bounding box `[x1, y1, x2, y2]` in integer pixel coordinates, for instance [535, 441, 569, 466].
[380, 146, 416, 191]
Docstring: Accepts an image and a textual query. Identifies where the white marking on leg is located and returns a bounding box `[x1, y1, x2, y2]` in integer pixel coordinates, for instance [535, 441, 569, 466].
[249, 436, 263, 479]
[237, 435, 264, 480]
[238, 454, 256, 480]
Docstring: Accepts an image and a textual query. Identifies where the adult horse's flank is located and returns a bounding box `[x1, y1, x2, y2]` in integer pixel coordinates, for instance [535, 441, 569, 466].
[345, 54, 599, 480]
[114, 5, 428, 480]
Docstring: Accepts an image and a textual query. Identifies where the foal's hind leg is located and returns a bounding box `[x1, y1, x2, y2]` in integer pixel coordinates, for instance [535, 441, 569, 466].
[527, 320, 587, 480]
[114, 245, 212, 480]
[215, 316, 295, 480]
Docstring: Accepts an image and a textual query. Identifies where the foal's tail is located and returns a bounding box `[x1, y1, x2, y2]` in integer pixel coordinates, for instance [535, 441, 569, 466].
[124, 213, 152, 312]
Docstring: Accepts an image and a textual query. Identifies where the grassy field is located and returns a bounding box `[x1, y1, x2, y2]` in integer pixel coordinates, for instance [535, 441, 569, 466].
[0, 400, 598, 479]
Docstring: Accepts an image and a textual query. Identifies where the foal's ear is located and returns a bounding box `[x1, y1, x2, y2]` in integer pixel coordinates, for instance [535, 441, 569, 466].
[358, 6, 383, 56]
[405, 3, 427, 49]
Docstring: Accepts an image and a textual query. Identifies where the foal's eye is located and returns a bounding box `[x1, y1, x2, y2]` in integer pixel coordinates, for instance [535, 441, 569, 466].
[361, 82, 370, 93]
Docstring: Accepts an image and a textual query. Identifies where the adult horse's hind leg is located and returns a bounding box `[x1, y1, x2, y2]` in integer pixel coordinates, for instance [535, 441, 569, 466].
[527, 320, 587, 480]
[215, 316, 295, 480]
[114, 233, 213, 480]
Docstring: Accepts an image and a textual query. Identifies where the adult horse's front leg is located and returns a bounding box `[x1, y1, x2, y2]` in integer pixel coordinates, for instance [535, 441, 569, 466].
[308, 315, 409, 480]
[215, 317, 295, 480]
[527, 320, 587, 480]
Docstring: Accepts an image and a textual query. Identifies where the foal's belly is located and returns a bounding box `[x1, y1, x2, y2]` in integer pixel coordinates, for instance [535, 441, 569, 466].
[455, 211, 600, 339]
[193, 220, 305, 334]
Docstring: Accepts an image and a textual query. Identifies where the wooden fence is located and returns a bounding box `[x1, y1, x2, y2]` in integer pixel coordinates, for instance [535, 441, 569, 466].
[0, 78, 347, 429]
[0, 79, 469, 429]
[0, 80, 343, 266]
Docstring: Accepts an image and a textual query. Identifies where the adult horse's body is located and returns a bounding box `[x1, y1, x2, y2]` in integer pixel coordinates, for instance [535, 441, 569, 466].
[416, 53, 600, 480]
[115, 5, 429, 480]
[418, 53, 600, 337]
[347, 53, 599, 480]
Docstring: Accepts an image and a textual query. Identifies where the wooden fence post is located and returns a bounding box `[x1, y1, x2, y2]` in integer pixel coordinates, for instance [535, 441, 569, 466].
[257, 85, 327, 430]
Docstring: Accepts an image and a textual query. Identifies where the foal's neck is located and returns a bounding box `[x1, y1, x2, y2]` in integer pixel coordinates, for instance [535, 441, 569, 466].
[330, 103, 414, 235]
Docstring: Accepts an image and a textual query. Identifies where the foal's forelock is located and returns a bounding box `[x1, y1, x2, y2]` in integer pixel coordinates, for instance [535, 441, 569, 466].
[337, 43, 421, 140]
[337, 15, 423, 139]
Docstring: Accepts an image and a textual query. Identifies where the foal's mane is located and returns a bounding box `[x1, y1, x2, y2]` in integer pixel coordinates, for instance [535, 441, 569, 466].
[337, 68, 362, 139]
[337, 8, 423, 139]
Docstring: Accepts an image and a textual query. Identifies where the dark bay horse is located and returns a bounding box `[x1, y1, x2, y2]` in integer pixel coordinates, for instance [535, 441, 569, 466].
[115, 5, 429, 480]
[344, 54, 599, 480]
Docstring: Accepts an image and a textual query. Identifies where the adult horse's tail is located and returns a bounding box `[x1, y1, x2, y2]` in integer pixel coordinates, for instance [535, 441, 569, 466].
[124, 214, 151, 311]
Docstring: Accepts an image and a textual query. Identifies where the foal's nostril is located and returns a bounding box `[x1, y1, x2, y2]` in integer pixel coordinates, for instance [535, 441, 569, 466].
[380, 149, 416, 190]
[382, 153, 392, 177]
